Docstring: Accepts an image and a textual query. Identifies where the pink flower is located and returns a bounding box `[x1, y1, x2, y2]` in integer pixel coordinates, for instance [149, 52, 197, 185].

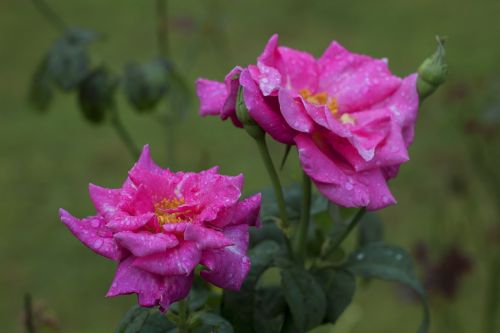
[196, 34, 419, 210]
[59, 146, 260, 310]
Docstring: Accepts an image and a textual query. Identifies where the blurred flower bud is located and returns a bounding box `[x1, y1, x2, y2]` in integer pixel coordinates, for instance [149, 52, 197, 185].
[417, 36, 448, 100]
[78, 66, 118, 124]
[236, 85, 264, 140]
[123, 58, 170, 112]
[29, 56, 53, 112]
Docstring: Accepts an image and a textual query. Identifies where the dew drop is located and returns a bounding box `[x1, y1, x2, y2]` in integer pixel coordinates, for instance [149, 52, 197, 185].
[90, 219, 100, 228]
[93, 239, 103, 249]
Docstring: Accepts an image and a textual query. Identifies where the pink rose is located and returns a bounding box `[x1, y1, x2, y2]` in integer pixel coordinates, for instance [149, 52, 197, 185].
[197, 34, 419, 210]
[59, 146, 260, 310]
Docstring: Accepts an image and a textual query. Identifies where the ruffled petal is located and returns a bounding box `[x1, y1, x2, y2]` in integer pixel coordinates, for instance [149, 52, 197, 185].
[196, 79, 227, 116]
[59, 209, 124, 261]
[200, 225, 250, 290]
[221, 67, 244, 127]
[159, 273, 194, 311]
[114, 231, 179, 257]
[106, 257, 163, 307]
[88, 184, 121, 216]
[318, 41, 401, 113]
[376, 74, 419, 146]
[211, 193, 262, 228]
[133, 241, 201, 276]
[278, 89, 314, 133]
[106, 212, 155, 232]
[276, 46, 318, 92]
[184, 224, 233, 250]
[240, 69, 296, 144]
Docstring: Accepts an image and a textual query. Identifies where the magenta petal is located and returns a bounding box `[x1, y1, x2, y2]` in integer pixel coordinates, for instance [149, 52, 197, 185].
[88, 184, 121, 216]
[159, 273, 194, 311]
[295, 134, 345, 184]
[106, 212, 154, 232]
[131, 145, 165, 175]
[196, 79, 227, 116]
[278, 89, 314, 133]
[212, 193, 262, 228]
[257, 34, 279, 66]
[221, 67, 244, 127]
[239, 69, 295, 144]
[184, 224, 233, 250]
[59, 209, 124, 261]
[133, 241, 201, 276]
[200, 225, 250, 290]
[276, 46, 318, 92]
[114, 231, 179, 257]
[249, 63, 282, 97]
[318, 41, 401, 112]
[106, 257, 163, 307]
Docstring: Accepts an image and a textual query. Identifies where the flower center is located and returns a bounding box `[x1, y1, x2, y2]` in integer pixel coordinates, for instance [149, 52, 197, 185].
[154, 197, 192, 225]
[299, 89, 355, 125]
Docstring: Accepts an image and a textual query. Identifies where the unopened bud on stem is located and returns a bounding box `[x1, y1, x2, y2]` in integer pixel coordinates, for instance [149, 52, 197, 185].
[236, 85, 265, 140]
[417, 36, 448, 100]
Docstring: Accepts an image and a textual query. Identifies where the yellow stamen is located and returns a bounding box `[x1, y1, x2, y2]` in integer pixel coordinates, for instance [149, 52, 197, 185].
[300, 89, 339, 117]
[154, 197, 190, 225]
[340, 113, 356, 125]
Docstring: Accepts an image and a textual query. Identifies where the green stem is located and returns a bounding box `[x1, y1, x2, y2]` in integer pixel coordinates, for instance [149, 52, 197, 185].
[255, 135, 289, 230]
[293, 172, 311, 262]
[177, 299, 189, 333]
[24, 294, 35, 333]
[110, 106, 140, 159]
[30, 0, 68, 32]
[483, 253, 500, 333]
[156, 0, 169, 58]
[324, 207, 366, 258]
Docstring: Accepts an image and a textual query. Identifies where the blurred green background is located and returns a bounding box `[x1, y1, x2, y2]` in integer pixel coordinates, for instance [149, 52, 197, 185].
[1, 0, 500, 332]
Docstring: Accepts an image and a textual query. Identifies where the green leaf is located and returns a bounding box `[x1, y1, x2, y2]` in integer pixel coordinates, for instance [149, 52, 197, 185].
[47, 28, 96, 91]
[123, 58, 170, 112]
[280, 264, 326, 332]
[190, 313, 234, 333]
[343, 243, 430, 333]
[222, 241, 282, 333]
[250, 220, 287, 248]
[313, 268, 355, 324]
[29, 56, 53, 112]
[77, 66, 118, 124]
[115, 305, 175, 333]
[357, 213, 384, 248]
[253, 286, 285, 333]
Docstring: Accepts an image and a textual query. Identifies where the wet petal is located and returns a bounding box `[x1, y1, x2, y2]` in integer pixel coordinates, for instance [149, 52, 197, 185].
[200, 225, 250, 290]
[196, 79, 227, 116]
[240, 69, 296, 144]
[114, 231, 179, 257]
[59, 209, 124, 261]
[278, 89, 314, 133]
[106, 212, 154, 232]
[318, 41, 401, 112]
[106, 257, 163, 307]
[184, 224, 233, 250]
[133, 241, 201, 276]
[159, 273, 194, 311]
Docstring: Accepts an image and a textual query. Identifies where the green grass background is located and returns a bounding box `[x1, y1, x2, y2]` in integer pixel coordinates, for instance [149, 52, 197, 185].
[1, 0, 499, 332]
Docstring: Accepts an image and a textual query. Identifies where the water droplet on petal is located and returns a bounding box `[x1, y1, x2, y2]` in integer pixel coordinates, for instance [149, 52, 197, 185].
[93, 239, 103, 249]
